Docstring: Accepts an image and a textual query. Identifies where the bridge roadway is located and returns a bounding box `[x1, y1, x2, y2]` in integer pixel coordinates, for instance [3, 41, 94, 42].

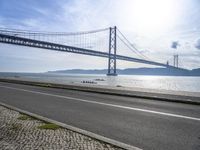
[0, 33, 174, 68]
[0, 82, 200, 150]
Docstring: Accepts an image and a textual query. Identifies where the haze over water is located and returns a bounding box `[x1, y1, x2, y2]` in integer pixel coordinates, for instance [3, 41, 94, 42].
[1, 73, 200, 93]
[1, 1, 200, 94]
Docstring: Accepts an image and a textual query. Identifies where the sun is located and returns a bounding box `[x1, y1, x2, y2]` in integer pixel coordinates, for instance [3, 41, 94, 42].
[131, 0, 176, 36]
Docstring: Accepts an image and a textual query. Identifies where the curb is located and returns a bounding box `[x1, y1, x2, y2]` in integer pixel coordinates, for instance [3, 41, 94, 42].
[0, 102, 142, 150]
[0, 78, 200, 105]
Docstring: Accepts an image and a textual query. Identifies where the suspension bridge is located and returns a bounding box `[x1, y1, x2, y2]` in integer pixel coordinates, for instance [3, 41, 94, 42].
[0, 26, 178, 75]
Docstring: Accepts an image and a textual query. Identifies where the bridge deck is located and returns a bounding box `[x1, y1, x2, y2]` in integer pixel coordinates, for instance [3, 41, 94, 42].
[0, 33, 177, 69]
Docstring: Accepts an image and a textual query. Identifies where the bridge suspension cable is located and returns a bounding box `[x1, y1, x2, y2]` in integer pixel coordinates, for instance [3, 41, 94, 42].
[0, 27, 150, 61]
[0, 27, 110, 36]
[116, 28, 150, 60]
[0, 26, 180, 75]
[0, 27, 110, 53]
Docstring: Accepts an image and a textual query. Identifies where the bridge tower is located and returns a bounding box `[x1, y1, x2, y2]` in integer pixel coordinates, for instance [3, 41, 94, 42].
[173, 54, 179, 68]
[107, 26, 117, 76]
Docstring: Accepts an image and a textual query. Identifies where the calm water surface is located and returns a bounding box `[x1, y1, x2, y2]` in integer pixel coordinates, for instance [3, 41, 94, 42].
[1, 73, 200, 93]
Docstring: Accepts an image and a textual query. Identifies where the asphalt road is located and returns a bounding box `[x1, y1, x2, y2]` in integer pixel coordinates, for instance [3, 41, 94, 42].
[0, 82, 200, 150]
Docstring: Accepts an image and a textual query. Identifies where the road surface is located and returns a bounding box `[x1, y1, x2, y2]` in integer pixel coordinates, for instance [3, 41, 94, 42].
[0, 82, 200, 150]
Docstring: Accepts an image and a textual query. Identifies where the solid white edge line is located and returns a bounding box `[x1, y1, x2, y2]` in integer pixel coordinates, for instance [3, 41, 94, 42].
[0, 102, 141, 150]
[0, 85, 200, 122]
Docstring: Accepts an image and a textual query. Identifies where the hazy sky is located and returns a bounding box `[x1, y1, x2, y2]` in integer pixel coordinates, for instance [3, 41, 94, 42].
[0, 0, 200, 72]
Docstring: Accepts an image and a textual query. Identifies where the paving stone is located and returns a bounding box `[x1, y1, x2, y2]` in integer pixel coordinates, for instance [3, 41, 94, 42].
[0, 106, 122, 150]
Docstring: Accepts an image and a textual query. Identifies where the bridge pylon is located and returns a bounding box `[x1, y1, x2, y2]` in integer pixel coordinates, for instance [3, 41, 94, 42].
[107, 26, 117, 76]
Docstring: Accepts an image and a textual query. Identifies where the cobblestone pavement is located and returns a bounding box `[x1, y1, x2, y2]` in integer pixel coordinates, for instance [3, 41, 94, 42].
[0, 106, 122, 150]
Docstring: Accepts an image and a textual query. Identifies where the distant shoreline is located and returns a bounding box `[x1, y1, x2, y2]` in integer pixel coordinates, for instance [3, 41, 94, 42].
[47, 67, 200, 76]
[1, 67, 200, 76]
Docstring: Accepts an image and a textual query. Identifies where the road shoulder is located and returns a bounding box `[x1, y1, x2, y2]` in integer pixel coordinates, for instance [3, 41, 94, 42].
[0, 102, 141, 150]
[0, 78, 199, 105]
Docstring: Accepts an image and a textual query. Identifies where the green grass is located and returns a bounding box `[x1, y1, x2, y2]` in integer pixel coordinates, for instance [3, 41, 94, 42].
[37, 123, 60, 130]
[10, 123, 22, 130]
[17, 114, 34, 120]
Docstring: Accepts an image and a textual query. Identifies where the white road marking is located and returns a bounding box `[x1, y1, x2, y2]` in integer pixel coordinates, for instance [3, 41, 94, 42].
[0, 85, 200, 121]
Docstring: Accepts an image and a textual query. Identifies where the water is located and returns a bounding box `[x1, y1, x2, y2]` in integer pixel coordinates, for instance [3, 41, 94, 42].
[0, 73, 200, 93]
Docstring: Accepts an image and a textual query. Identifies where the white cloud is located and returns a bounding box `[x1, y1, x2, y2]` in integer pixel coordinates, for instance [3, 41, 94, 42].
[60, 0, 112, 31]
[1, 0, 200, 71]
[195, 39, 200, 50]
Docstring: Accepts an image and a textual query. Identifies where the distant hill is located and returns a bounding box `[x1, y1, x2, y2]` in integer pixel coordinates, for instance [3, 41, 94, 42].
[48, 67, 200, 76]
[190, 68, 200, 76]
